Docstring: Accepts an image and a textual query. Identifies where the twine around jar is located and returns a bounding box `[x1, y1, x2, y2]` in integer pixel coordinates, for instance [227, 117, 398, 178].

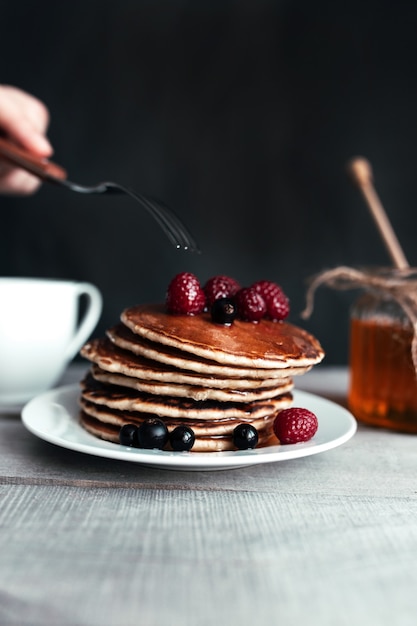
[301, 266, 417, 374]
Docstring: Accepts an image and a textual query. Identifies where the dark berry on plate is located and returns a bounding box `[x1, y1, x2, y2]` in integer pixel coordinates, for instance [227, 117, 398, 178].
[166, 272, 206, 315]
[119, 424, 139, 447]
[252, 280, 290, 320]
[235, 287, 267, 322]
[210, 297, 237, 325]
[137, 418, 169, 449]
[203, 275, 241, 307]
[273, 407, 318, 444]
[170, 425, 195, 451]
[233, 423, 259, 449]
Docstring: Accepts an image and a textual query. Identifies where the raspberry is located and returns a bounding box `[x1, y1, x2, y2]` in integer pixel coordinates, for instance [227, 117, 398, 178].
[166, 272, 206, 315]
[203, 275, 241, 307]
[235, 287, 266, 322]
[273, 407, 318, 444]
[252, 280, 290, 320]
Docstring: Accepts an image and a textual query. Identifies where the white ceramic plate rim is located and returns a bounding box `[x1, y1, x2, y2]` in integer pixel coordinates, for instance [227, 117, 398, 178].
[21, 385, 357, 471]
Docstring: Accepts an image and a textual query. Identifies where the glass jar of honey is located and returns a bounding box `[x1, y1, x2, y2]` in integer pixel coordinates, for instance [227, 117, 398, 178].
[348, 269, 417, 433]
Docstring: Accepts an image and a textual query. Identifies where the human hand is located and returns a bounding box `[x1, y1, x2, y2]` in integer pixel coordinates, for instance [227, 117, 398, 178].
[0, 85, 53, 195]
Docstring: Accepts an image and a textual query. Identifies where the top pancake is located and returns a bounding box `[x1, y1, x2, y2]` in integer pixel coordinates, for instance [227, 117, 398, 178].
[121, 304, 324, 369]
[107, 324, 311, 379]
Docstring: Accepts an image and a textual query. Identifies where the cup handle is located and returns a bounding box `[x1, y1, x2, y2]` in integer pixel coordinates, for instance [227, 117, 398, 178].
[64, 282, 103, 361]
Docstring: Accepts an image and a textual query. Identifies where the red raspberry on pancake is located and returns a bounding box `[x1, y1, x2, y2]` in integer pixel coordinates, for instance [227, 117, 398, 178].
[235, 287, 267, 322]
[166, 272, 206, 315]
[203, 275, 241, 307]
[252, 280, 290, 321]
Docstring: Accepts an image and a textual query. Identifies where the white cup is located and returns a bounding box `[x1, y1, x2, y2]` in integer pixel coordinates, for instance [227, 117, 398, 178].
[0, 277, 102, 405]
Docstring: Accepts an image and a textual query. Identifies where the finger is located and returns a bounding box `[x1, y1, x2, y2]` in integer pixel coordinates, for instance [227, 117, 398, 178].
[0, 166, 42, 195]
[0, 85, 52, 155]
[10, 116, 53, 156]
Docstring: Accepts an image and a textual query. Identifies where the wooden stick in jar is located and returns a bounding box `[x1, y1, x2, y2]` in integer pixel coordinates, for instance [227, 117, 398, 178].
[347, 156, 409, 270]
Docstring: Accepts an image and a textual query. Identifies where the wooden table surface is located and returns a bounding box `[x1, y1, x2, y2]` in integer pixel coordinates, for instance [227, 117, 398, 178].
[1, 364, 416, 626]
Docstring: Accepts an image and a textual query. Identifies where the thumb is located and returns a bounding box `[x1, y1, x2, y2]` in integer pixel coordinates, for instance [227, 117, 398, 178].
[6, 116, 53, 156]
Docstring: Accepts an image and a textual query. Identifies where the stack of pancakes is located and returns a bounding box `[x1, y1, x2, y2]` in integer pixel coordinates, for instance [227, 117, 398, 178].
[79, 304, 324, 452]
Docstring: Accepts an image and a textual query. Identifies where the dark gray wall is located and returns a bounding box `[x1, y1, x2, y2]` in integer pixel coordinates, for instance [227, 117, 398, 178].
[1, 0, 416, 363]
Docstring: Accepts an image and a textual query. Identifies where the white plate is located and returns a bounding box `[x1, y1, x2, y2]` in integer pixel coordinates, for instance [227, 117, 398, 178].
[21, 385, 357, 471]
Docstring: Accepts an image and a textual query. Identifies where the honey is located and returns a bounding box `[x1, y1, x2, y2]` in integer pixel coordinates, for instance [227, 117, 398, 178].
[349, 292, 417, 433]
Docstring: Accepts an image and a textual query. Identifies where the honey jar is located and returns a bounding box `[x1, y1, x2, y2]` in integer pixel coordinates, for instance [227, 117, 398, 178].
[348, 269, 417, 433]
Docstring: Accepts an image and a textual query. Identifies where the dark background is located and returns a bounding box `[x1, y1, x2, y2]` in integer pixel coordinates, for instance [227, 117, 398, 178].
[1, 0, 416, 364]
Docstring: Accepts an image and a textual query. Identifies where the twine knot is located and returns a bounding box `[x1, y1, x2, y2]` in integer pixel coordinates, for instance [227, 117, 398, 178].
[301, 266, 417, 373]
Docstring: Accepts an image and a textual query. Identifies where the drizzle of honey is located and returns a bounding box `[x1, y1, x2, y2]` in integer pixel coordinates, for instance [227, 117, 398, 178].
[349, 318, 417, 432]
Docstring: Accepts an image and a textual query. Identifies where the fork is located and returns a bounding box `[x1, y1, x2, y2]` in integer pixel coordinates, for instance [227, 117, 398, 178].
[0, 136, 199, 252]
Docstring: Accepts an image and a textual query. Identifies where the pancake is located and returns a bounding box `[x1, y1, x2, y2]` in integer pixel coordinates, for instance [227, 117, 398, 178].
[82, 335, 288, 389]
[80, 374, 293, 420]
[80, 397, 277, 435]
[121, 304, 324, 369]
[90, 364, 294, 403]
[80, 396, 280, 452]
[107, 324, 312, 379]
[80, 410, 277, 452]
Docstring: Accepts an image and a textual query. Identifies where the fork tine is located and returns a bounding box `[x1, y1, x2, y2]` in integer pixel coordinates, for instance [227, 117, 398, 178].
[106, 183, 200, 253]
[129, 189, 198, 252]
[141, 194, 200, 253]
[129, 191, 184, 249]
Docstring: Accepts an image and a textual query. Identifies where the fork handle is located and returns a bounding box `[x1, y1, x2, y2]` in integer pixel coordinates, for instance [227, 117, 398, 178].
[0, 136, 67, 181]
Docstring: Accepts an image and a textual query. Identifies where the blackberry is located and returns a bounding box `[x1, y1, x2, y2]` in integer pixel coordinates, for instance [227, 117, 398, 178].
[233, 423, 259, 449]
[137, 418, 169, 449]
[170, 425, 195, 451]
[119, 424, 139, 447]
[210, 297, 237, 325]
